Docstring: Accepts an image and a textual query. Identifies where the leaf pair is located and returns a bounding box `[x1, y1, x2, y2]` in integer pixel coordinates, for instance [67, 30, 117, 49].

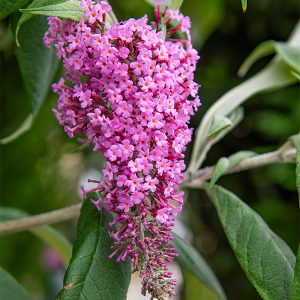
[1, 0, 84, 145]
[59, 198, 227, 300]
[188, 22, 300, 173]
[205, 185, 298, 300]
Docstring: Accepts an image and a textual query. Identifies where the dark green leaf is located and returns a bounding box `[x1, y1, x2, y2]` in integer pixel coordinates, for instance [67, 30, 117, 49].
[57, 200, 131, 300]
[17, 16, 59, 114]
[19, 0, 83, 21]
[16, 0, 79, 45]
[173, 232, 227, 300]
[0, 267, 32, 300]
[0, 0, 31, 20]
[206, 185, 296, 300]
[0, 207, 72, 267]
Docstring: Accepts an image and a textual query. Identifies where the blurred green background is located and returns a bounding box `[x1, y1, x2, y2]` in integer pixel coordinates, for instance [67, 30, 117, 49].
[0, 0, 299, 299]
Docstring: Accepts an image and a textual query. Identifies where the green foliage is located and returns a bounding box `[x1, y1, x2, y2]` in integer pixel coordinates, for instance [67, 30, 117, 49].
[241, 0, 247, 13]
[292, 248, 300, 300]
[206, 185, 296, 300]
[57, 200, 131, 300]
[208, 115, 233, 137]
[210, 158, 229, 187]
[291, 134, 300, 300]
[19, 0, 83, 21]
[0, 267, 32, 300]
[238, 41, 300, 77]
[16, 0, 65, 44]
[0, 16, 61, 144]
[210, 151, 256, 187]
[174, 232, 227, 300]
[0, 0, 31, 20]
[0, 207, 72, 267]
[16, 16, 58, 115]
[291, 134, 300, 204]
[188, 22, 300, 172]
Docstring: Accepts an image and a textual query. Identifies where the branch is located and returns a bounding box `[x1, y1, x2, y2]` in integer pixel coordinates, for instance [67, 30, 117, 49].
[182, 147, 296, 188]
[0, 203, 82, 236]
[0, 145, 296, 235]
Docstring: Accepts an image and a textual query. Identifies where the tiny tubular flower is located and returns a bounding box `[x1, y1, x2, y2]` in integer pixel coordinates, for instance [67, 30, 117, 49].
[44, 1, 201, 298]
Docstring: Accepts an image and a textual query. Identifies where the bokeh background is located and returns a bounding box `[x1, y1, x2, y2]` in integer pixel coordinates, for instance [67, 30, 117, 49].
[1, 0, 299, 299]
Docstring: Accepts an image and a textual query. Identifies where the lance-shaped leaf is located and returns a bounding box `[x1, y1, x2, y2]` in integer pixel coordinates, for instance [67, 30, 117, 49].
[57, 200, 131, 300]
[188, 22, 300, 173]
[210, 151, 256, 187]
[190, 107, 244, 173]
[173, 232, 227, 300]
[16, 0, 64, 41]
[238, 41, 300, 77]
[291, 133, 300, 299]
[0, 267, 32, 300]
[17, 16, 59, 114]
[292, 248, 300, 300]
[0, 16, 60, 144]
[20, 0, 83, 21]
[206, 185, 296, 300]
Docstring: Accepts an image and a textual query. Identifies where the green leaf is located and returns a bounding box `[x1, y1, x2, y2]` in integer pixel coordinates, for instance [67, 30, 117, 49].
[210, 151, 256, 187]
[0, 114, 33, 145]
[238, 41, 300, 77]
[0, 207, 72, 267]
[208, 115, 232, 137]
[206, 185, 296, 300]
[20, 0, 83, 21]
[173, 232, 227, 300]
[292, 247, 300, 300]
[188, 21, 300, 172]
[241, 0, 247, 12]
[291, 134, 300, 205]
[0, 267, 32, 300]
[188, 107, 244, 172]
[17, 16, 59, 114]
[291, 134, 300, 299]
[57, 200, 131, 300]
[16, 0, 65, 41]
[210, 158, 229, 188]
[0, 0, 31, 20]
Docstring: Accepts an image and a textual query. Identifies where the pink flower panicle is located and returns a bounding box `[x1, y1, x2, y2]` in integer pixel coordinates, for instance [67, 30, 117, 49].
[44, 1, 200, 298]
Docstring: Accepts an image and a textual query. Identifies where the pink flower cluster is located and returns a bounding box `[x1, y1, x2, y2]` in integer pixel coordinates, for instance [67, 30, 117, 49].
[44, 1, 200, 298]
